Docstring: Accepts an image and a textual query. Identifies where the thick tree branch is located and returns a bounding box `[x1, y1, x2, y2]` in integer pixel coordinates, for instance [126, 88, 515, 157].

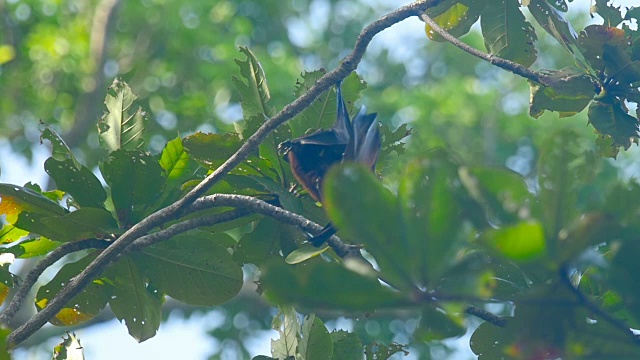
[0, 239, 109, 326]
[191, 194, 359, 258]
[6, 0, 443, 347]
[420, 13, 544, 84]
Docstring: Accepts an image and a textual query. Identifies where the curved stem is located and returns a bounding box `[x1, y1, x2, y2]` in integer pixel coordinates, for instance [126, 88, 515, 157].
[420, 13, 544, 84]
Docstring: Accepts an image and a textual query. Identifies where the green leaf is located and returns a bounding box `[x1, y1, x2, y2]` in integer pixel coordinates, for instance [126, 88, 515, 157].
[36, 208, 117, 242]
[182, 132, 243, 168]
[595, 135, 619, 158]
[271, 306, 299, 359]
[52, 332, 84, 360]
[537, 131, 587, 252]
[398, 153, 466, 287]
[0, 223, 28, 244]
[98, 78, 147, 152]
[100, 149, 164, 225]
[415, 305, 466, 341]
[36, 254, 111, 326]
[480, 220, 546, 261]
[44, 158, 107, 208]
[529, 68, 595, 118]
[288, 71, 366, 138]
[578, 25, 628, 71]
[323, 163, 412, 290]
[233, 217, 286, 266]
[106, 255, 163, 342]
[0, 263, 15, 307]
[40, 124, 82, 170]
[331, 330, 363, 360]
[299, 314, 333, 360]
[233, 46, 273, 121]
[425, 0, 485, 42]
[0, 183, 67, 222]
[261, 259, 403, 311]
[459, 166, 532, 226]
[133, 232, 243, 306]
[6, 237, 61, 258]
[588, 99, 639, 150]
[159, 136, 191, 181]
[285, 245, 329, 264]
[528, 0, 591, 71]
[0, 327, 10, 360]
[481, 0, 537, 67]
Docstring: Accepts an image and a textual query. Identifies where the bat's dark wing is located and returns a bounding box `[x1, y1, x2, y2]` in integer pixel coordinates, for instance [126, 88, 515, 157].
[345, 108, 380, 169]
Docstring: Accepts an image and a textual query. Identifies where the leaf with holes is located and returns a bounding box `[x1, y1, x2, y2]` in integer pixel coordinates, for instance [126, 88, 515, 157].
[98, 78, 147, 152]
[131, 232, 243, 306]
[481, 0, 537, 67]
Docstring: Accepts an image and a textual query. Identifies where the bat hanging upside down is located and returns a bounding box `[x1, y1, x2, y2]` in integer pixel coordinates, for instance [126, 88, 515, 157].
[278, 81, 382, 246]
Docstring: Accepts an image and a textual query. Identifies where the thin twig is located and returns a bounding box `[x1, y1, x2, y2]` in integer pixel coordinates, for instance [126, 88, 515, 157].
[420, 13, 544, 84]
[6, 0, 443, 346]
[0, 239, 109, 326]
[191, 194, 358, 258]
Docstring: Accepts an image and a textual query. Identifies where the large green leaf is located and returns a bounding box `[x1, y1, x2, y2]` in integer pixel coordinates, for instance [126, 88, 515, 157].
[36, 254, 111, 326]
[159, 136, 191, 181]
[100, 149, 164, 225]
[261, 259, 404, 311]
[578, 25, 628, 72]
[398, 153, 464, 287]
[40, 124, 82, 170]
[233, 217, 286, 266]
[459, 166, 532, 226]
[97, 78, 147, 153]
[32, 208, 117, 242]
[233, 46, 274, 121]
[132, 232, 243, 306]
[182, 132, 243, 169]
[0, 183, 67, 222]
[6, 236, 61, 258]
[528, 0, 587, 67]
[44, 158, 107, 208]
[299, 314, 333, 360]
[106, 255, 164, 342]
[537, 131, 588, 256]
[479, 220, 546, 262]
[415, 305, 466, 341]
[323, 163, 412, 290]
[481, 0, 537, 67]
[0, 223, 28, 244]
[588, 99, 639, 150]
[529, 67, 595, 118]
[331, 330, 363, 360]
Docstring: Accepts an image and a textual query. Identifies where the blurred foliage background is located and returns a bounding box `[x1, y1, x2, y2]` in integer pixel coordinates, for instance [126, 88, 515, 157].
[1, 0, 636, 359]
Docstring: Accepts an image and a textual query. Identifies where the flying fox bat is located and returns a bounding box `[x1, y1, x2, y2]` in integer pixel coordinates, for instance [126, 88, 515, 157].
[278, 82, 381, 246]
